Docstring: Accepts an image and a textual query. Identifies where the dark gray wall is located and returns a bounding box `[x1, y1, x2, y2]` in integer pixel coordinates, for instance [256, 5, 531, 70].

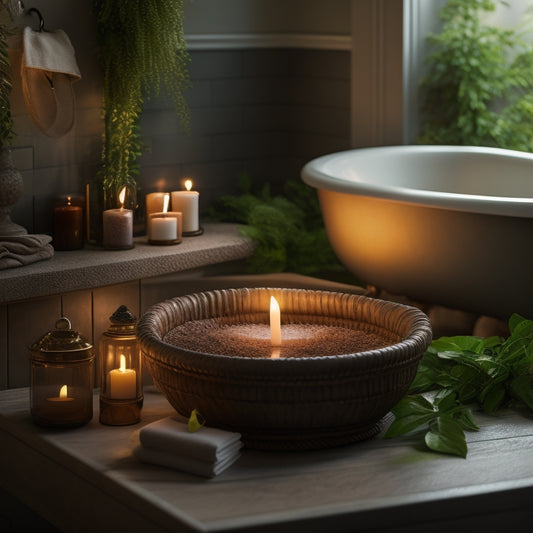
[7, 1, 350, 235]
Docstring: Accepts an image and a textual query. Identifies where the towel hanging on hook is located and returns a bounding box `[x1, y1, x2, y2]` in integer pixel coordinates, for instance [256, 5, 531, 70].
[21, 8, 82, 137]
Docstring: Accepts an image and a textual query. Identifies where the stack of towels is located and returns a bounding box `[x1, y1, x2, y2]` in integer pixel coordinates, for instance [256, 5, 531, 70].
[0, 234, 54, 270]
[137, 416, 243, 478]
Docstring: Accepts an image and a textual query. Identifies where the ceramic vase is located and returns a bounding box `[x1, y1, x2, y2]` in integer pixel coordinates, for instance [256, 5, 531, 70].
[0, 147, 27, 236]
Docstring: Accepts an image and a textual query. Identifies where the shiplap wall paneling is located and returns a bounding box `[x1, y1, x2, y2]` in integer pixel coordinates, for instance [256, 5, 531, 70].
[61, 290, 93, 346]
[8, 296, 62, 388]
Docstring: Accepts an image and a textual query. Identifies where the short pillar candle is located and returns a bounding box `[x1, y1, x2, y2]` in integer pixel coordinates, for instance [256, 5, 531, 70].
[103, 187, 134, 250]
[148, 212, 182, 244]
[53, 196, 83, 250]
[145, 191, 168, 235]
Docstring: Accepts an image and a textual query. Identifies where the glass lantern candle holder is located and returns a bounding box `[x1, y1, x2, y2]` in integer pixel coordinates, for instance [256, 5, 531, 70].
[30, 317, 94, 428]
[99, 305, 143, 425]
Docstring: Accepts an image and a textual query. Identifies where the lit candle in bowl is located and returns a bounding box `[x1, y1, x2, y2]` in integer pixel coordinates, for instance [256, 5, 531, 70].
[103, 186, 134, 250]
[148, 193, 182, 245]
[270, 296, 281, 346]
[108, 354, 137, 400]
[171, 179, 200, 235]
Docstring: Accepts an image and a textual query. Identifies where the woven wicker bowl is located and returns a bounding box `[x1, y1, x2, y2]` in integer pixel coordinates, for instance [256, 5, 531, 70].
[137, 288, 432, 450]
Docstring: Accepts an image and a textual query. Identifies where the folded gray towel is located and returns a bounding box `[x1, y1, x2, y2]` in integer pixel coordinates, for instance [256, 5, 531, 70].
[0, 234, 54, 269]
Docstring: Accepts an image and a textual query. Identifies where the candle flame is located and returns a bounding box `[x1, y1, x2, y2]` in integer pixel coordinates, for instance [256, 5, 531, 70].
[118, 186, 126, 207]
[67, 196, 72, 206]
[184, 179, 193, 191]
[270, 296, 282, 346]
[163, 193, 170, 213]
[119, 354, 126, 372]
[59, 384, 68, 398]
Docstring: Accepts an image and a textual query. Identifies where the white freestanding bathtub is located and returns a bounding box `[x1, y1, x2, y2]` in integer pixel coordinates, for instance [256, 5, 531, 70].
[301, 145, 533, 319]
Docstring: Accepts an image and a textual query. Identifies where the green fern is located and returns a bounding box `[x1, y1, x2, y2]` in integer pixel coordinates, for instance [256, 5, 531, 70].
[93, 0, 190, 208]
[209, 174, 352, 278]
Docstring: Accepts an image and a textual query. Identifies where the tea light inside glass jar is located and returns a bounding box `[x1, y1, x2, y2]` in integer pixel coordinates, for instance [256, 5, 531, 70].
[29, 317, 94, 428]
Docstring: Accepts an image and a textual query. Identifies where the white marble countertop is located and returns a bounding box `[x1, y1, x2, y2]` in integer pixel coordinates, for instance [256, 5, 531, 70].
[2, 387, 533, 532]
[0, 223, 255, 303]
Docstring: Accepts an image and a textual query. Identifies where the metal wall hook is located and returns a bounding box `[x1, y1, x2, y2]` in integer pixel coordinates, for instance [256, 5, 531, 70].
[28, 7, 45, 32]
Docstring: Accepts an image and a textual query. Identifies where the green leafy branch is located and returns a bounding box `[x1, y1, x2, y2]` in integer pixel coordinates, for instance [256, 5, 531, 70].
[418, 0, 533, 151]
[385, 313, 533, 457]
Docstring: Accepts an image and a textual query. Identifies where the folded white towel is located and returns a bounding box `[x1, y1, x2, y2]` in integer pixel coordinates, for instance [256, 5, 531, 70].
[135, 445, 241, 478]
[139, 416, 242, 462]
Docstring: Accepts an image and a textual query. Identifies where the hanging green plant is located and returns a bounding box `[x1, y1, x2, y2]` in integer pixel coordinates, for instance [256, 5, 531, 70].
[418, 0, 533, 151]
[0, 4, 14, 149]
[93, 0, 190, 209]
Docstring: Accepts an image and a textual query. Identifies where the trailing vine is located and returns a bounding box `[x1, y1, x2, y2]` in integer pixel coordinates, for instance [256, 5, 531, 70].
[0, 3, 14, 148]
[93, 0, 190, 208]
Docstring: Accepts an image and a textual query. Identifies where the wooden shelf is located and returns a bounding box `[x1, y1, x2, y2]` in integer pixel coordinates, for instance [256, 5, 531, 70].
[2, 387, 533, 532]
[0, 223, 255, 304]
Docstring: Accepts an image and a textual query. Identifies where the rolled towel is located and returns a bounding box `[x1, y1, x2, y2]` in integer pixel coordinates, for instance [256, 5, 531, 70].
[139, 416, 242, 462]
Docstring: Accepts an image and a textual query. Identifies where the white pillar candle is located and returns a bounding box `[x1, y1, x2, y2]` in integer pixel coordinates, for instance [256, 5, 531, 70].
[270, 296, 281, 346]
[108, 355, 137, 400]
[145, 192, 168, 234]
[148, 212, 182, 244]
[171, 179, 199, 233]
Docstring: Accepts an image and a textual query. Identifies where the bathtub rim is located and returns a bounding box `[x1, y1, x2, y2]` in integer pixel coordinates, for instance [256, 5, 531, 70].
[301, 145, 533, 219]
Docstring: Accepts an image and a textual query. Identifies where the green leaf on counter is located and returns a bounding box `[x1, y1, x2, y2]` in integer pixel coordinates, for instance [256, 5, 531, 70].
[387, 313, 533, 457]
[425, 416, 468, 458]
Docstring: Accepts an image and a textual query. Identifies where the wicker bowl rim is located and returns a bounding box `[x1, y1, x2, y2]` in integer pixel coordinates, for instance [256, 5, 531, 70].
[137, 287, 433, 378]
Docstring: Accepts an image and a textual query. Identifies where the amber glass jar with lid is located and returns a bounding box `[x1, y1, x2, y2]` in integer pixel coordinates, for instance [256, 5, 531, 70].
[29, 317, 94, 428]
[99, 305, 143, 425]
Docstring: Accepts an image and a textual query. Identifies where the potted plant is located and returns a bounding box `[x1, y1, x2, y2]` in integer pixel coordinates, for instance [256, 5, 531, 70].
[418, 0, 533, 151]
[92, 0, 190, 217]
